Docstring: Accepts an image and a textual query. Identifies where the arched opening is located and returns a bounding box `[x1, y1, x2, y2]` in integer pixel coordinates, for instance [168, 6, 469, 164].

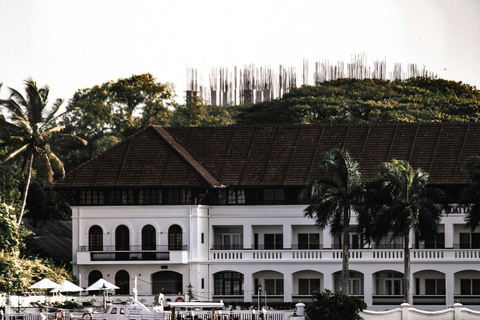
[88, 270, 103, 286]
[168, 225, 183, 250]
[152, 271, 183, 295]
[115, 225, 130, 260]
[213, 271, 244, 296]
[142, 225, 156, 260]
[413, 270, 446, 305]
[334, 270, 364, 296]
[115, 270, 130, 295]
[292, 270, 323, 296]
[89, 225, 103, 251]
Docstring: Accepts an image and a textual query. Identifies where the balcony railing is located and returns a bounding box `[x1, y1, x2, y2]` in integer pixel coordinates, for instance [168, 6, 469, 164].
[210, 247, 480, 261]
[78, 245, 188, 262]
[79, 245, 188, 252]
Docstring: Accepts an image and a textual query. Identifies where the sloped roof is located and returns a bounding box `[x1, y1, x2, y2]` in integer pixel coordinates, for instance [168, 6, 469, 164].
[55, 123, 480, 188]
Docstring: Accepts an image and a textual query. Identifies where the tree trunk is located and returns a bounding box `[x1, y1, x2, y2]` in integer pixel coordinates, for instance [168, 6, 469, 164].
[342, 207, 350, 294]
[17, 153, 34, 225]
[404, 232, 410, 304]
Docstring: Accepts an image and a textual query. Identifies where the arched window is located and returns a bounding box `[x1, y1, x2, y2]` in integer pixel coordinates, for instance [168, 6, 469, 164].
[142, 225, 156, 260]
[152, 271, 183, 294]
[142, 225, 156, 250]
[115, 225, 130, 260]
[168, 225, 183, 250]
[88, 270, 103, 286]
[89, 226, 103, 251]
[214, 271, 244, 295]
[115, 270, 130, 295]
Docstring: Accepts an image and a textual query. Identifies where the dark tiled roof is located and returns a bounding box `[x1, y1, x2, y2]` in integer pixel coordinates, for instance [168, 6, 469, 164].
[55, 123, 480, 188]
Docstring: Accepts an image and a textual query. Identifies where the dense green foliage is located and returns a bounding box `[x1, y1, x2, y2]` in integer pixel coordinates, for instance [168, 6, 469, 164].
[236, 77, 480, 124]
[305, 289, 366, 320]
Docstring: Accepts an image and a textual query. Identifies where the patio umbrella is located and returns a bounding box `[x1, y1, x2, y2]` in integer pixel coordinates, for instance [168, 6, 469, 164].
[85, 279, 119, 309]
[29, 279, 62, 290]
[52, 280, 84, 293]
[85, 279, 119, 291]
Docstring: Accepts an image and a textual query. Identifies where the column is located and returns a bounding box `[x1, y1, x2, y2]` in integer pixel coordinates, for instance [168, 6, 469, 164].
[363, 272, 373, 306]
[444, 222, 454, 248]
[283, 273, 293, 302]
[283, 225, 292, 249]
[244, 224, 252, 249]
[446, 270, 455, 307]
[244, 273, 254, 302]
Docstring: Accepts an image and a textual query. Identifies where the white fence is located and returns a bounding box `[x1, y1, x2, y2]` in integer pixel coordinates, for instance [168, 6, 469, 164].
[360, 303, 480, 320]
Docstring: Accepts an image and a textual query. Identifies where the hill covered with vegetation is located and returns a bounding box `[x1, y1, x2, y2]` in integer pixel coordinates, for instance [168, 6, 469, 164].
[235, 77, 480, 125]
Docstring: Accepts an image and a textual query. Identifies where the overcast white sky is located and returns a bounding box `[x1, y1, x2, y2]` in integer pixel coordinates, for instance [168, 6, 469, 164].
[1, 0, 479, 104]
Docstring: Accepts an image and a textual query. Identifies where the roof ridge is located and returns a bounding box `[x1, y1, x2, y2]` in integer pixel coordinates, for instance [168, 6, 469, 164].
[151, 126, 225, 188]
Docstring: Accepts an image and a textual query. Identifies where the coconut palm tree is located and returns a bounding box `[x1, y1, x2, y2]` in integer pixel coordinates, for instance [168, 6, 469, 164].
[462, 156, 480, 232]
[359, 160, 445, 303]
[0, 79, 86, 225]
[304, 148, 364, 294]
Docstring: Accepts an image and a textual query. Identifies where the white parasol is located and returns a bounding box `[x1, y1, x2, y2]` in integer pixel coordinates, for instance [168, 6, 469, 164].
[85, 278, 119, 291]
[51, 280, 84, 292]
[28, 279, 62, 290]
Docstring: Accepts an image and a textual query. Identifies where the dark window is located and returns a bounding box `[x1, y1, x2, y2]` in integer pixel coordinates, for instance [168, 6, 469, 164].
[213, 226, 243, 250]
[115, 225, 129, 260]
[298, 233, 320, 249]
[88, 270, 102, 286]
[142, 225, 156, 260]
[168, 225, 183, 250]
[214, 272, 244, 295]
[264, 234, 283, 249]
[461, 279, 480, 295]
[142, 225, 156, 250]
[264, 279, 284, 295]
[299, 279, 321, 295]
[460, 233, 480, 249]
[89, 225, 103, 251]
[264, 189, 285, 205]
[115, 270, 130, 295]
[152, 271, 183, 294]
[425, 279, 445, 295]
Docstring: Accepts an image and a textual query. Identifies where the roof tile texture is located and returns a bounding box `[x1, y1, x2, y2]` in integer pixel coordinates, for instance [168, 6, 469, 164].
[55, 123, 480, 188]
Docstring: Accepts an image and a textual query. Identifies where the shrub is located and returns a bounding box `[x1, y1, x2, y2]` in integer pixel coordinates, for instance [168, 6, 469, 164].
[305, 289, 366, 320]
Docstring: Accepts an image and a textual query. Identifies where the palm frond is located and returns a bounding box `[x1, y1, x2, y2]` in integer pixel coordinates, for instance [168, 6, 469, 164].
[0, 144, 29, 164]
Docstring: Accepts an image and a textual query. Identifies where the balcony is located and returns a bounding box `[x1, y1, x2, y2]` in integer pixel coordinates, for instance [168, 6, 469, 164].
[76, 245, 188, 264]
[210, 247, 480, 262]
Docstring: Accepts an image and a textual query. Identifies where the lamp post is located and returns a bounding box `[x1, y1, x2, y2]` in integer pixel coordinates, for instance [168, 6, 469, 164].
[257, 283, 262, 312]
[102, 283, 107, 310]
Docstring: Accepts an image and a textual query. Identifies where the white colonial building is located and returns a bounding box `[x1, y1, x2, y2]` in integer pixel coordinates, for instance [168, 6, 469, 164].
[55, 123, 480, 308]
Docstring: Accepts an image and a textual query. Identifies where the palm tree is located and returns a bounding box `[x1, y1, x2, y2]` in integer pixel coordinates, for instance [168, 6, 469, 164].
[0, 79, 86, 225]
[304, 148, 363, 294]
[359, 160, 445, 304]
[462, 156, 480, 231]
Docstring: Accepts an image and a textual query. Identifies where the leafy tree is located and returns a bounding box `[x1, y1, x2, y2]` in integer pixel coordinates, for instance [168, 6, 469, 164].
[0, 251, 72, 292]
[60, 74, 175, 170]
[235, 77, 480, 125]
[0, 79, 86, 224]
[358, 160, 446, 303]
[0, 202, 29, 254]
[461, 156, 480, 231]
[304, 149, 364, 294]
[171, 96, 234, 126]
[305, 289, 366, 320]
